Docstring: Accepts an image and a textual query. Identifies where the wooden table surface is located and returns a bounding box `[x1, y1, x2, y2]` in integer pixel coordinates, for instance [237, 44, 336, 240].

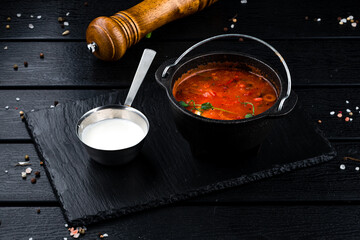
[1, 0, 360, 239]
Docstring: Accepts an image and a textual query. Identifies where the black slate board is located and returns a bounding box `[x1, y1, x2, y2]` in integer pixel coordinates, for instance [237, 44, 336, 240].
[25, 80, 336, 226]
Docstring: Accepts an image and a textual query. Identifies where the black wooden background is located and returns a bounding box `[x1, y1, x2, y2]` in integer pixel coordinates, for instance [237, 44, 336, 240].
[1, 0, 360, 239]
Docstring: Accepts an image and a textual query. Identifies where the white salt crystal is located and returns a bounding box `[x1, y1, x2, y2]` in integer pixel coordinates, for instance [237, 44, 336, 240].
[28, 24, 34, 29]
[16, 13, 21, 17]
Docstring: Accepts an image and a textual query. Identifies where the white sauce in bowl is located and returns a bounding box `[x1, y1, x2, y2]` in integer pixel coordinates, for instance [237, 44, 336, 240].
[81, 118, 146, 150]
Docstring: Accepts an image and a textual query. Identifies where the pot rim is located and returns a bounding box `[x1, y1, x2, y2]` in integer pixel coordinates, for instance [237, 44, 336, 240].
[162, 51, 286, 124]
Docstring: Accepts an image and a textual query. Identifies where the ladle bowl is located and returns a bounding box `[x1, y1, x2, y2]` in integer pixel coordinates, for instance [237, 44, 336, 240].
[76, 105, 149, 165]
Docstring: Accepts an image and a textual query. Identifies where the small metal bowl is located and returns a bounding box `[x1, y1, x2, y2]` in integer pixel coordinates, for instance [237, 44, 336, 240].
[76, 104, 149, 166]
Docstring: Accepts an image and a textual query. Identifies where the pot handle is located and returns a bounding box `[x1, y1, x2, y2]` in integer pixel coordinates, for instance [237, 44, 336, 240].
[161, 34, 292, 112]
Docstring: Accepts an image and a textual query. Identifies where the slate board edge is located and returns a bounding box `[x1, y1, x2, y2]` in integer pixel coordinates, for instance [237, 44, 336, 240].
[24, 114, 71, 224]
[70, 147, 336, 226]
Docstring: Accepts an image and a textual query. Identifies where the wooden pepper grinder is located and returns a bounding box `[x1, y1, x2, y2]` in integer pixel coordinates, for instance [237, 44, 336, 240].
[86, 0, 218, 61]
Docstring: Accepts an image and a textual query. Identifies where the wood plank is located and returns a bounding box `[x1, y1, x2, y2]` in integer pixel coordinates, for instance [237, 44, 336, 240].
[1, 205, 360, 239]
[0, 142, 359, 203]
[1, 40, 360, 87]
[0, 88, 359, 140]
[1, 0, 360, 40]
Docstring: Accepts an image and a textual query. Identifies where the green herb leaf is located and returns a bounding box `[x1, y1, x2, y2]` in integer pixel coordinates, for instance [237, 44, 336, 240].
[245, 113, 253, 118]
[242, 102, 255, 115]
[145, 32, 152, 38]
[201, 102, 214, 110]
[179, 101, 189, 107]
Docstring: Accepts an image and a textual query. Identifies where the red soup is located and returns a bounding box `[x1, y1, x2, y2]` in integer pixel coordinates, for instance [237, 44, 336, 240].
[173, 66, 278, 120]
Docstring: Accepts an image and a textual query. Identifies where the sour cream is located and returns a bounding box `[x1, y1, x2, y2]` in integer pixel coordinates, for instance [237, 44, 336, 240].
[81, 118, 145, 150]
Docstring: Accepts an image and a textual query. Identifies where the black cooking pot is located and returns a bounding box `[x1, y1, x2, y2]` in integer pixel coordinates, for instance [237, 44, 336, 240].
[155, 34, 298, 158]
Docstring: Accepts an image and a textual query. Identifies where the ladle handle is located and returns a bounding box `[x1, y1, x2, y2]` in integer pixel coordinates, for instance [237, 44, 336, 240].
[161, 34, 292, 112]
[124, 49, 156, 107]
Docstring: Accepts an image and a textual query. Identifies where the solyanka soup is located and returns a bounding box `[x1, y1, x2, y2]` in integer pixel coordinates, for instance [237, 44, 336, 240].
[155, 50, 297, 157]
[172, 64, 278, 120]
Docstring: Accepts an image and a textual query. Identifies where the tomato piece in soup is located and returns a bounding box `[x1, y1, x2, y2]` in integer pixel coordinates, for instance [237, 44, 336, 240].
[173, 67, 278, 120]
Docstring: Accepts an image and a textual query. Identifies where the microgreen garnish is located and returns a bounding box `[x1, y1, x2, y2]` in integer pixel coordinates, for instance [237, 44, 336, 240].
[179, 101, 189, 107]
[242, 102, 255, 118]
[179, 100, 236, 115]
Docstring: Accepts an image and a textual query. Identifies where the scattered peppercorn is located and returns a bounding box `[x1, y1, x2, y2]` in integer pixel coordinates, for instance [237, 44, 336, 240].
[54, 101, 59, 106]
[34, 171, 40, 178]
[13, 64, 18, 70]
[24, 61, 28, 67]
[30, 178, 37, 184]
[349, 112, 353, 116]
[7, 17, 11, 21]
[24, 155, 29, 161]
[239, 38, 244, 42]
[36, 209, 41, 214]
[223, 27, 228, 32]
[58, 17, 64, 22]
[40, 53, 44, 58]
[19, 111, 24, 116]
[40, 161, 44, 166]
[62, 30, 70, 36]
[79, 228, 85, 235]
[318, 120, 322, 124]
[6, 25, 10, 29]
[21, 115, 25, 121]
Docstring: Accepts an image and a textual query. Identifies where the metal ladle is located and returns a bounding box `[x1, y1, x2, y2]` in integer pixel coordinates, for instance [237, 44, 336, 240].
[76, 49, 156, 165]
